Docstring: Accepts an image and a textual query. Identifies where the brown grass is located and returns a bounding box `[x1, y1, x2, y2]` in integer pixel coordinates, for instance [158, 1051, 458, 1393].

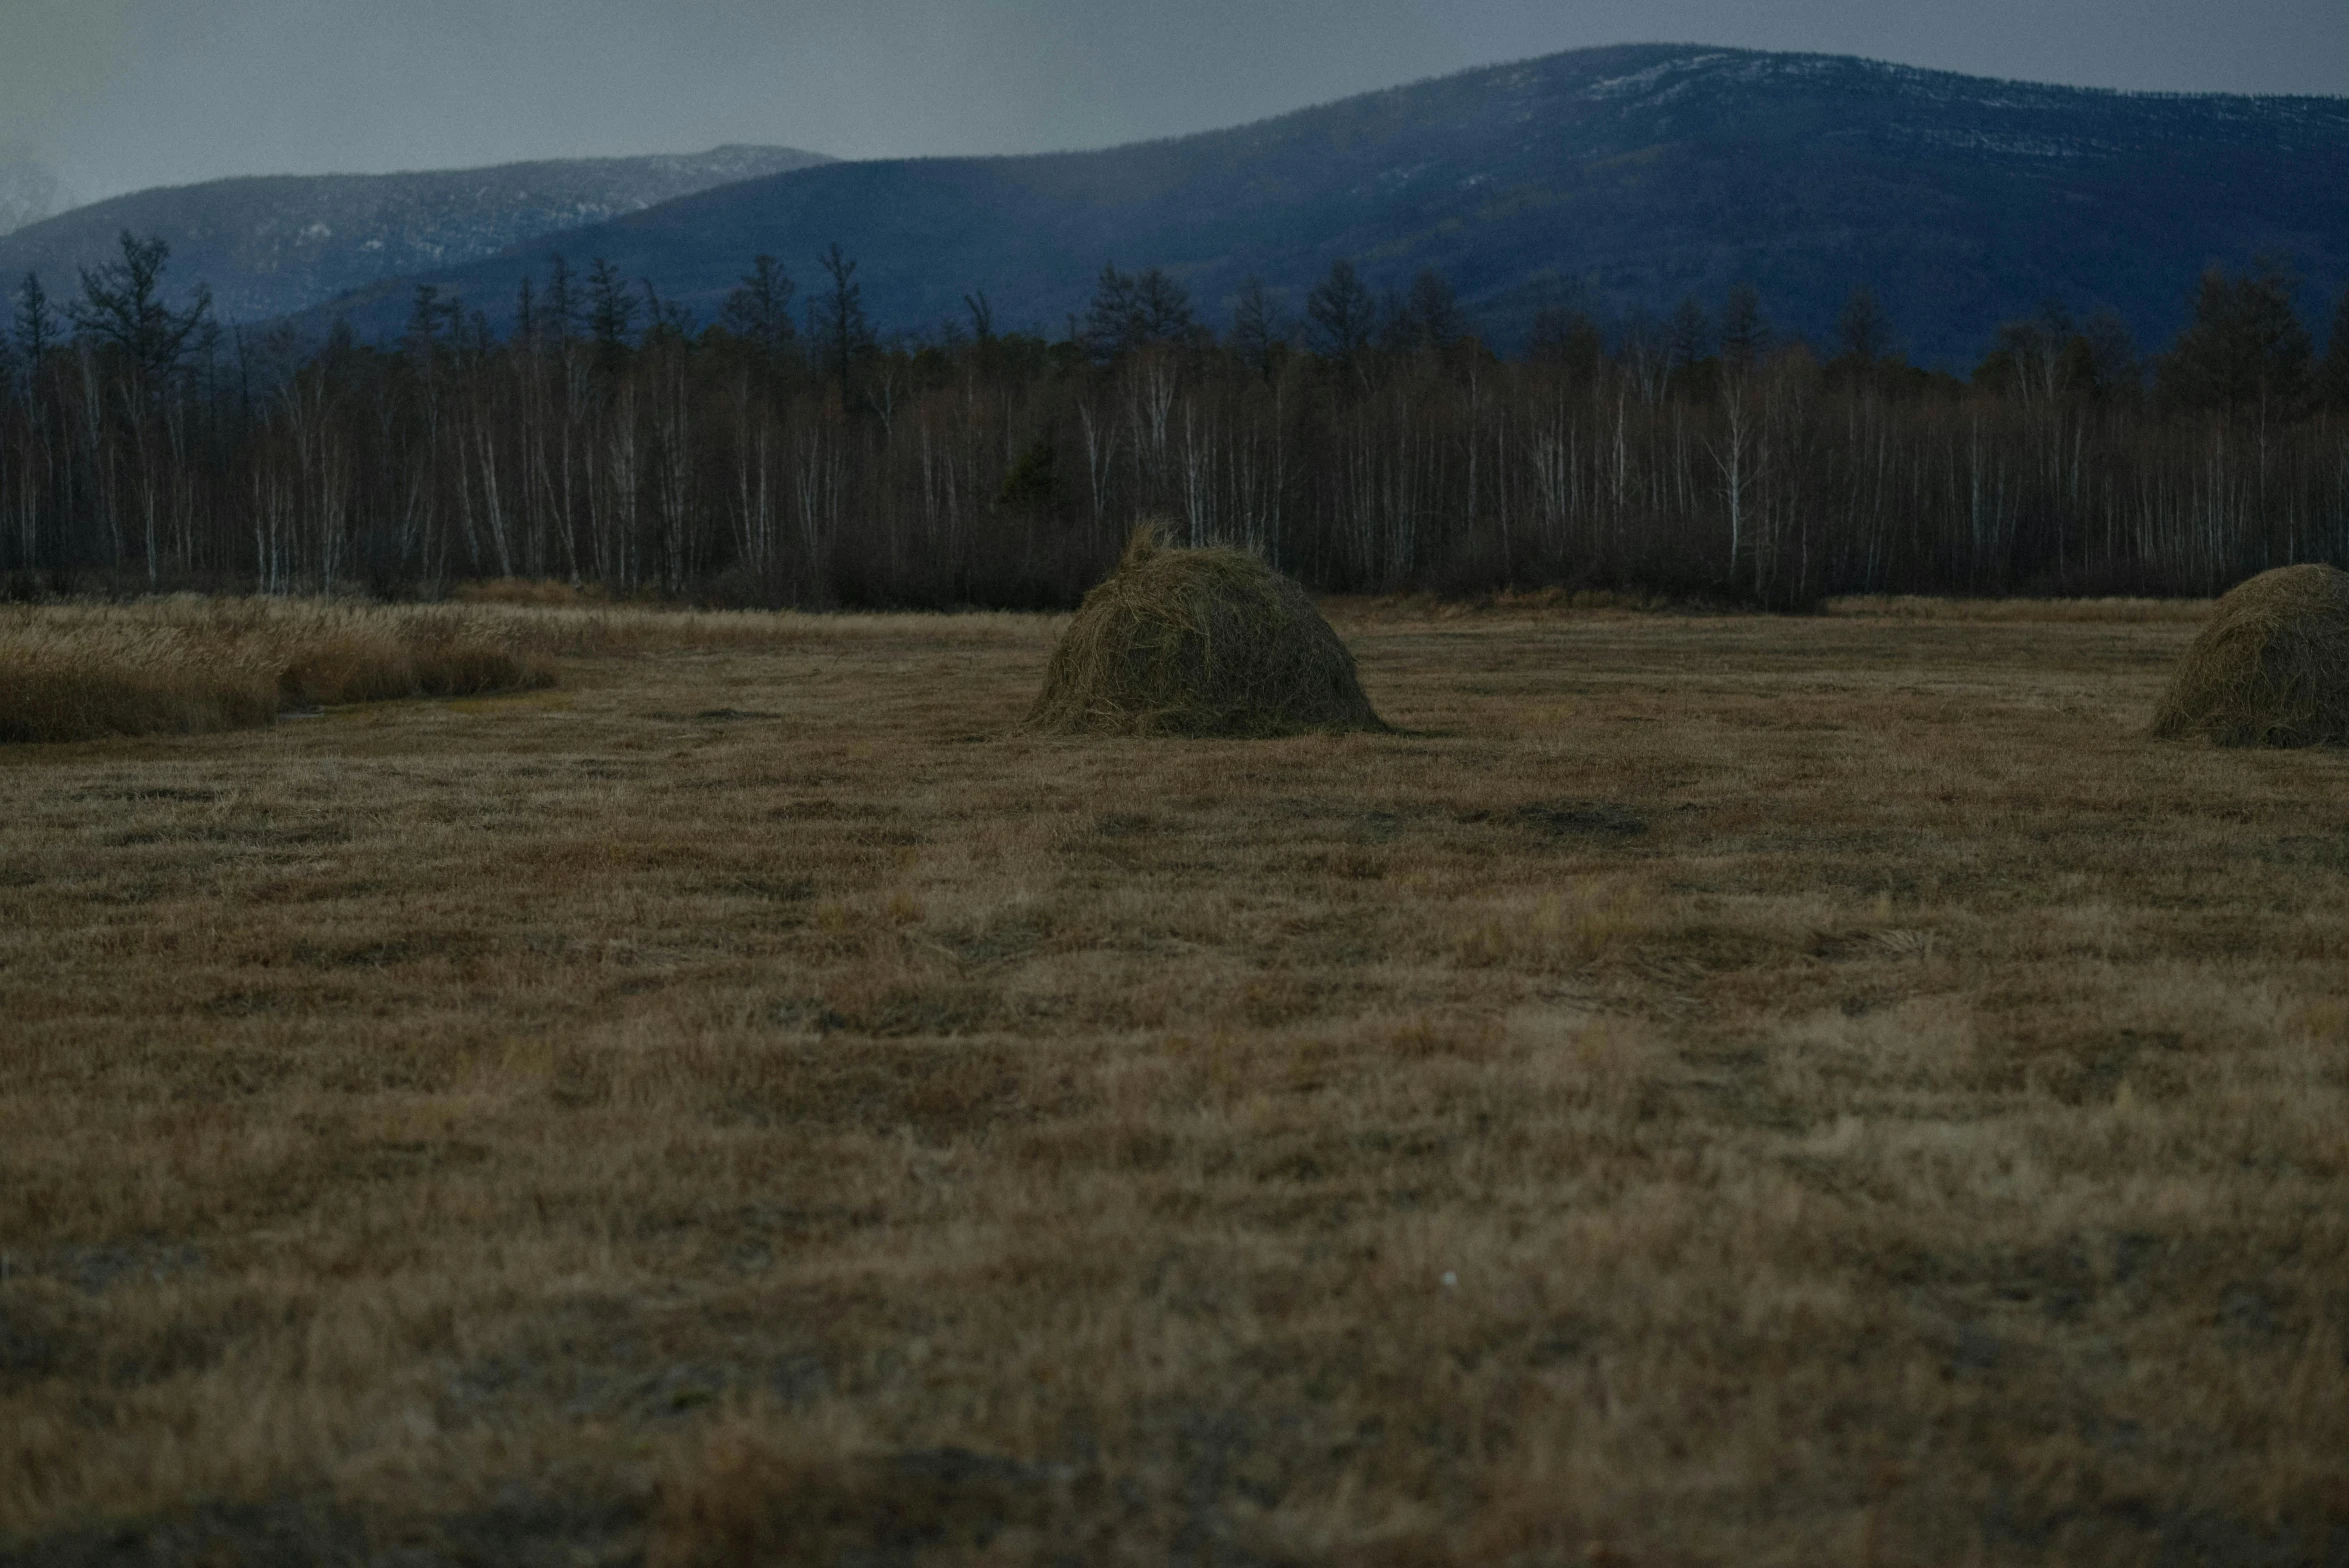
[0, 614, 279, 743]
[0, 600, 561, 743]
[0, 600, 1048, 746]
[2, 597, 2346, 1565]
[450, 577, 600, 607]
[2151, 564, 2349, 746]
[1028, 531, 1385, 736]
[1826, 594, 2214, 623]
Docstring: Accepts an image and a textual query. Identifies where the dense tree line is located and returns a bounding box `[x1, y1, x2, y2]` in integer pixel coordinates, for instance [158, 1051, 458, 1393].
[5, 234, 2349, 608]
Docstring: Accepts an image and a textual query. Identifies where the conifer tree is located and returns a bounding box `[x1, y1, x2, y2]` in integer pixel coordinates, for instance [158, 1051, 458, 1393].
[67, 231, 212, 381]
[1838, 286, 1890, 365]
[722, 255, 798, 360]
[2156, 263, 2312, 416]
[12, 272, 56, 364]
[2318, 285, 2349, 408]
[1305, 259, 1377, 364]
[1669, 296, 1711, 374]
[1083, 263, 1137, 361]
[545, 256, 578, 342]
[1132, 268, 1197, 346]
[1718, 285, 1768, 374]
[586, 259, 640, 365]
[813, 242, 873, 387]
[1229, 277, 1288, 379]
[1388, 269, 1468, 354]
[1527, 303, 1602, 374]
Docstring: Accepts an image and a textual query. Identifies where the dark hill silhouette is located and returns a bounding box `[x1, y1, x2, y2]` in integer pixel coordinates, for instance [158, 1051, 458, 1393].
[0, 146, 832, 324]
[238, 46, 2349, 362]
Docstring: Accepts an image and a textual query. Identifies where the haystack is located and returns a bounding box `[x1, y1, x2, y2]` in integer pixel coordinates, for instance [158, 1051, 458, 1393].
[2151, 563, 2349, 746]
[1028, 530, 1385, 736]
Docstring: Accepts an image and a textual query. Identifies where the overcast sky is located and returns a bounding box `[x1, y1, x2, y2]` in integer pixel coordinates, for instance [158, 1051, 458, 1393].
[7, 0, 2349, 202]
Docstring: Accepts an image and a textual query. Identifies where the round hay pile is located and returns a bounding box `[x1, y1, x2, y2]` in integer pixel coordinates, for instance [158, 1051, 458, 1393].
[2151, 563, 2349, 746]
[1028, 531, 1386, 737]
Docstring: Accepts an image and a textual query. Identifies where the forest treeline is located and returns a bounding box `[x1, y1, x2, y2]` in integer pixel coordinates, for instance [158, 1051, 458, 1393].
[5, 234, 2349, 608]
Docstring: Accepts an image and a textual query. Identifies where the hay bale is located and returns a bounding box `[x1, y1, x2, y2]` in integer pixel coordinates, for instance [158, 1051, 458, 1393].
[1028, 530, 1386, 736]
[2151, 563, 2349, 746]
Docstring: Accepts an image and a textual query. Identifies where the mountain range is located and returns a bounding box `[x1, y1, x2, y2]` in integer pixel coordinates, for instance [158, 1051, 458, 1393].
[0, 146, 831, 323]
[13, 45, 2349, 366]
[0, 161, 69, 238]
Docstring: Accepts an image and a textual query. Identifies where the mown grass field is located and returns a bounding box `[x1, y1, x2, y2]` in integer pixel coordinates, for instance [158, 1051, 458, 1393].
[2, 597, 2345, 1566]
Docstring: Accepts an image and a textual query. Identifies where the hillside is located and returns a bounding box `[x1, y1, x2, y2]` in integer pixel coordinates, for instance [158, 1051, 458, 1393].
[287, 45, 2349, 365]
[0, 161, 68, 237]
[0, 145, 831, 323]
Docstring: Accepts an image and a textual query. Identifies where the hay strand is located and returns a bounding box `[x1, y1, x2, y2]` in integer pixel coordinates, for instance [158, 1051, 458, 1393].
[1028, 527, 1386, 737]
[2150, 563, 2349, 746]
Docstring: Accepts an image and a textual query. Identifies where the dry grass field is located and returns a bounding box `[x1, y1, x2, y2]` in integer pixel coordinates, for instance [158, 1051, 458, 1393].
[2, 596, 2346, 1566]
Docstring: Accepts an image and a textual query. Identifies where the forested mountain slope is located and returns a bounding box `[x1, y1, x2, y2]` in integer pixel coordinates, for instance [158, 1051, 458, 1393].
[292, 45, 2349, 364]
[0, 146, 831, 323]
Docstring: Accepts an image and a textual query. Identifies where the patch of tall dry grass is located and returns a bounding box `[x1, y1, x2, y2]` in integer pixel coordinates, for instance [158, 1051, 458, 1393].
[0, 596, 1061, 744]
[0, 599, 555, 744]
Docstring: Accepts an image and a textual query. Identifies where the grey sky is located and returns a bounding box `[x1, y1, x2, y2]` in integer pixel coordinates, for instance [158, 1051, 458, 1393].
[8, 0, 2349, 203]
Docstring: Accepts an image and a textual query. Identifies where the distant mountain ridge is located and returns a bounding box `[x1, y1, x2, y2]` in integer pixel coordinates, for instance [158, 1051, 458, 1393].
[291, 44, 2349, 366]
[0, 145, 832, 322]
[0, 161, 69, 238]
